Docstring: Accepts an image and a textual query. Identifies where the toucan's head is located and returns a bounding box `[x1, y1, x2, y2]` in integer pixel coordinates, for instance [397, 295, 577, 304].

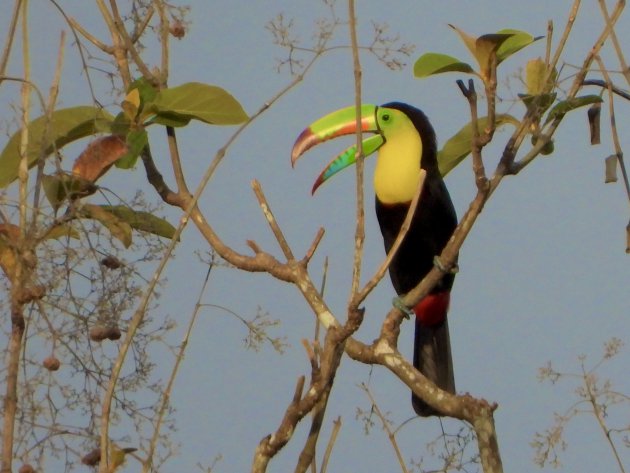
[291, 102, 437, 204]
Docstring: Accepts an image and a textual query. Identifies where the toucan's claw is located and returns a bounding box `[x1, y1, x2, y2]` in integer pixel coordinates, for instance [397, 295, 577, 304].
[392, 296, 413, 319]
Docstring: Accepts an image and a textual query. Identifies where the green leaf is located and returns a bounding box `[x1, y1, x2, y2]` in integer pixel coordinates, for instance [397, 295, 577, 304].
[544, 95, 603, 125]
[147, 82, 248, 125]
[80, 204, 132, 248]
[496, 29, 542, 63]
[437, 114, 520, 176]
[41, 173, 96, 211]
[526, 58, 547, 95]
[121, 88, 141, 121]
[0, 106, 114, 188]
[475, 33, 514, 67]
[115, 128, 148, 169]
[128, 77, 158, 107]
[101, 205, 176, 239]
[449, 24, 478, 61]
[42, 224, 80, 241]
[413, 53, 474, 78]
[449, 25, 512, 79]
[110, 111, 132, 136]
[525, 57, 556, 95]
[129, 77, 162, 124]
[148, 112, 192, 127]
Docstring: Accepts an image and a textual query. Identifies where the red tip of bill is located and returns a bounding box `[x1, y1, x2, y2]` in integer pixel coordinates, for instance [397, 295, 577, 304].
[291, 128, 317, 167]
[311, 173, 325, 195]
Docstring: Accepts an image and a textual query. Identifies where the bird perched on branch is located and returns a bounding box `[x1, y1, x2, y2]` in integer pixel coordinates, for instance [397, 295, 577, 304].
[291, 102, 457, 416]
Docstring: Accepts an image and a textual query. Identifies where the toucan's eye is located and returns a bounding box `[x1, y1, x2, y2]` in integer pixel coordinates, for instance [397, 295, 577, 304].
[382, 113, 390, 121]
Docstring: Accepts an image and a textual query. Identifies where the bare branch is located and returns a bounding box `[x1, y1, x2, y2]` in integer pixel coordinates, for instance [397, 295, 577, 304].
[252, 180, 295, 261]
[348, 0, 365, 299]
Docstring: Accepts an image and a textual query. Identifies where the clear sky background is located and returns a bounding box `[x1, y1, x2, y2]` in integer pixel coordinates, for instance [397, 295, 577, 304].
[3, 1, 629, 472]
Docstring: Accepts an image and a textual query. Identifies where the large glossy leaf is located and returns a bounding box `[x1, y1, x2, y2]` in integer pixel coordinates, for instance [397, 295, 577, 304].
[0, 106, 114, 188]
[437, 114, 520, 176]
[101, 205, 176, 239]
[413, 53, 474, 78]
[147, 82, 248, 126]
[544, 95, 603, 125]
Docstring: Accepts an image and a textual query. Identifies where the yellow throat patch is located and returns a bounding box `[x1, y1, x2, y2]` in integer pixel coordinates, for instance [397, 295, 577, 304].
[373, 113, 423, 204]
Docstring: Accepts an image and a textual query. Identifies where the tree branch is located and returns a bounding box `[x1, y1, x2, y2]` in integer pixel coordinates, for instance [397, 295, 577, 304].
[348, 0, 366, 299]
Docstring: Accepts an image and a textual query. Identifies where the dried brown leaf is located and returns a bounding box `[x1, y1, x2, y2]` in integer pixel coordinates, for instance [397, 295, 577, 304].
[72, 135, 128, 182]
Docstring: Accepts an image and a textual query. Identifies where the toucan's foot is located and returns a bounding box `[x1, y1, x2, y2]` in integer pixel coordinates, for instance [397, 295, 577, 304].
[433, 255, 459, 274]
[392, 296, 413, 319]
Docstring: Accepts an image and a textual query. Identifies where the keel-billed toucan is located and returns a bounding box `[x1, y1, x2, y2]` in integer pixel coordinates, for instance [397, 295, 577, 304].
[291, 102, 457, 416]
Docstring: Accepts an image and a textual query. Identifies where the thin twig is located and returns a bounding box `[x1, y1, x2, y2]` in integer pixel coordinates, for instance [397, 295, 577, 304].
[598, 0, 630, 85]
[547, 0, 581, 83]
[130, 4, 154, 43]
[348, 0, 365, 299]
[48, 0, 100, 102]
[303, 228, 325, 264]
[545, 20, 553, 67]
[166, 126, 189, 195]
[66, 16, 112, 52]
[152, 0, 169, 85]
[0, 0, 22, 82]
[353, 170, 426, 308]
[108, 0, 155, 83]
[581, 362, 627, 473]
[18, 0, 30, 234]
[31, 31, 65, 228]
[95, 0, 132, 87]
[252, 180, 295, 261]
[143, 263, 215, 472]
[293, 391, 330, 473]
[583, 79, 630, 101]
[319, 416, 341, 473]
[360, 384, 409, 473]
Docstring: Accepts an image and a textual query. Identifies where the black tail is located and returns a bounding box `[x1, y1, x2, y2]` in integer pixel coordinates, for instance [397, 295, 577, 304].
[412, 318, 455, 416]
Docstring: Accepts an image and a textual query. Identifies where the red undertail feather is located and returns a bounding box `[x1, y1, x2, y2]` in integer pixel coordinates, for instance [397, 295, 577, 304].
[413, 292, 450, 326]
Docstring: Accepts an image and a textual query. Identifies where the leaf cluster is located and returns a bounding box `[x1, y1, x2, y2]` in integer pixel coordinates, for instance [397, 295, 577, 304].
[413, 26, 603, 169]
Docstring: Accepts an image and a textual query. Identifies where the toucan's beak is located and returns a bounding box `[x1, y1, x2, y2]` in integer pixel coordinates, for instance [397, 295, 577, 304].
[291, 104, 385, 194]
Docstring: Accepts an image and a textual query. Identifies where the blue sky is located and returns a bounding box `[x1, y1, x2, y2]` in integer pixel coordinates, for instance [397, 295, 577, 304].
[3, 1, 629, 472]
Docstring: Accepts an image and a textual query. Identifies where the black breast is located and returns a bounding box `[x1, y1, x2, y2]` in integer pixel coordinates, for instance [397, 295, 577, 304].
[375, 171, 457, 295]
